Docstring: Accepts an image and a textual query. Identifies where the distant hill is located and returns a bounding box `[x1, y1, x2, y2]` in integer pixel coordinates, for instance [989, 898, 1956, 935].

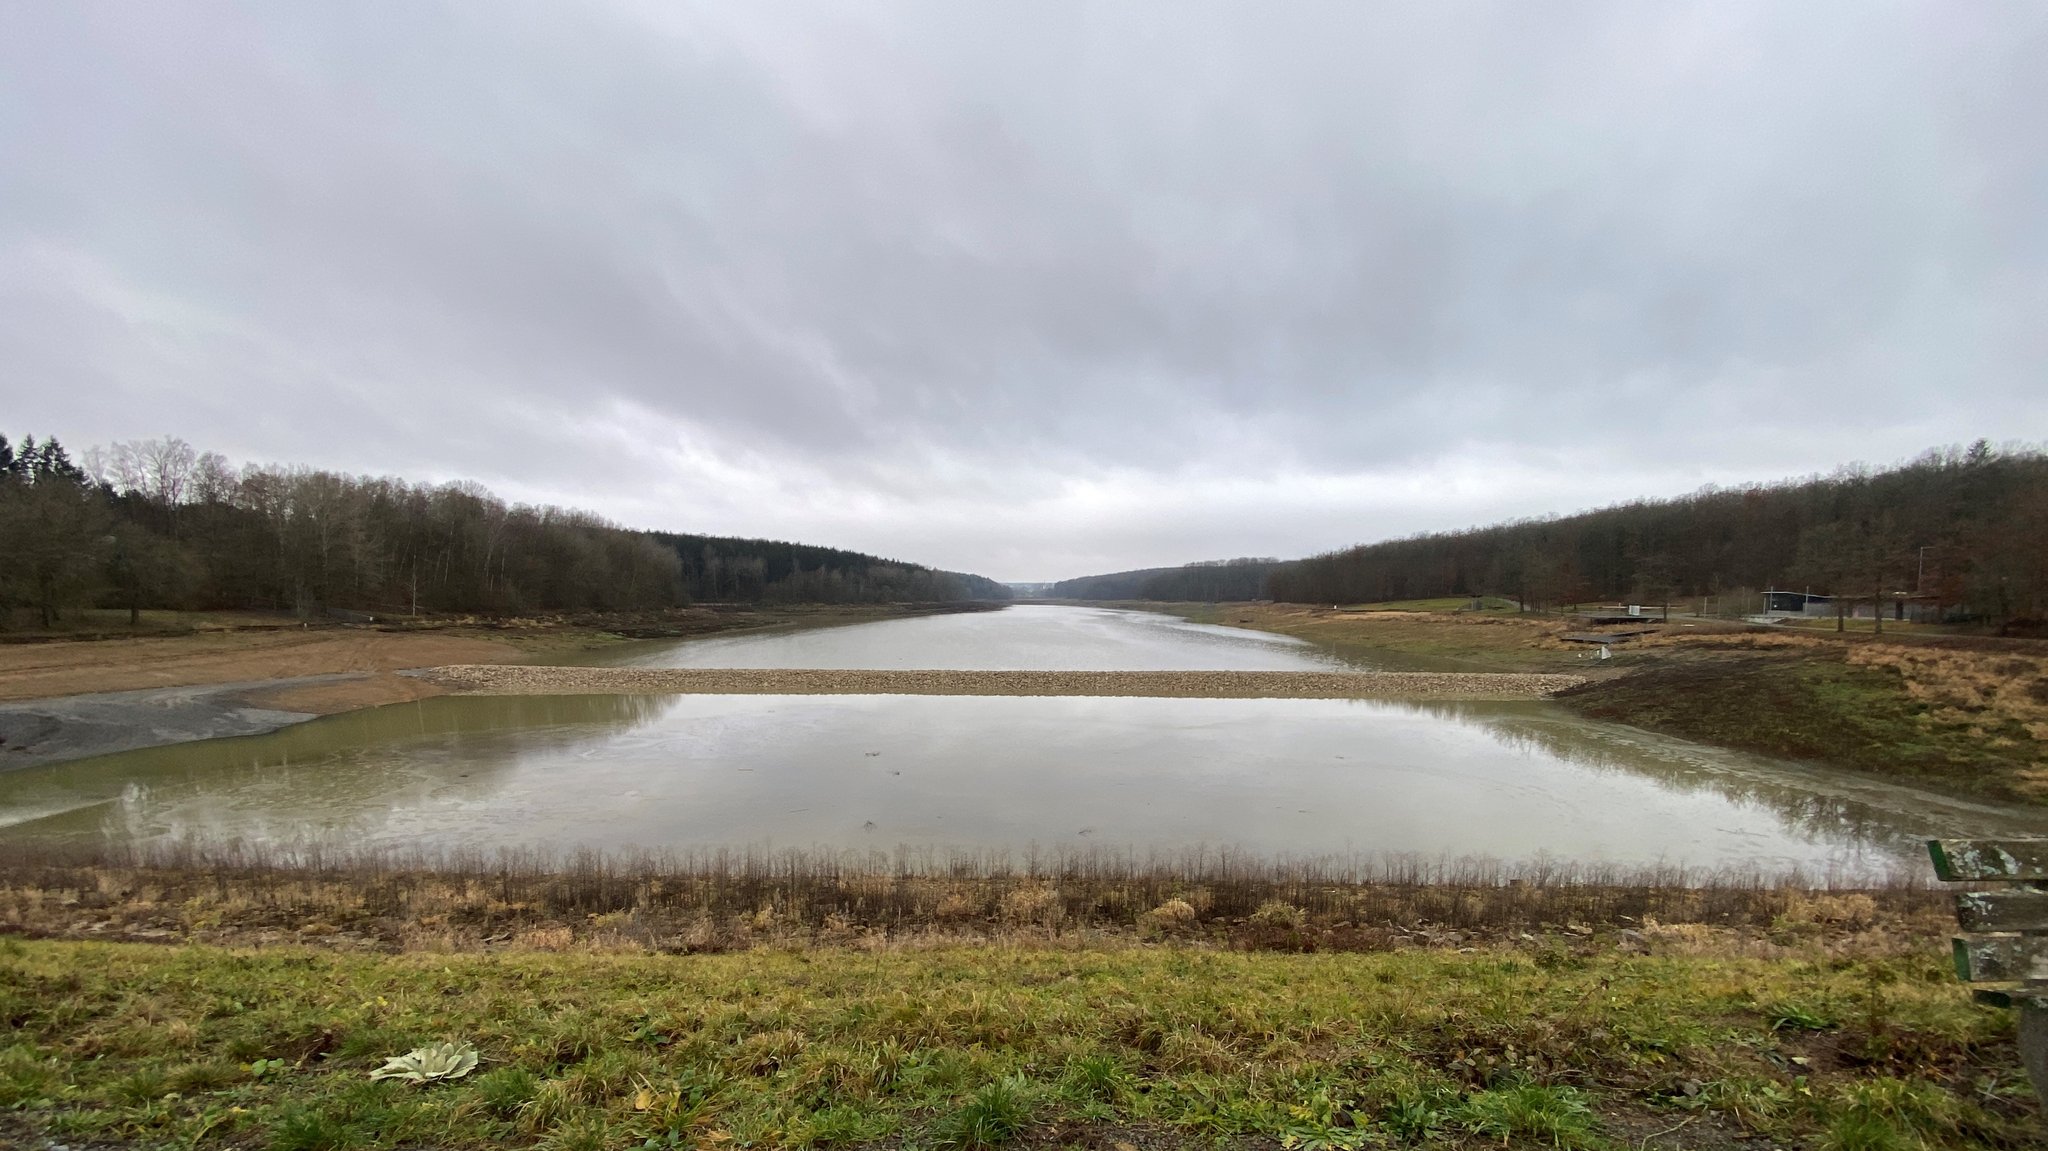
[653, 531, 1010, 604]
[1052, 443, 2048, 623]
[1052, 558, 1281, 602]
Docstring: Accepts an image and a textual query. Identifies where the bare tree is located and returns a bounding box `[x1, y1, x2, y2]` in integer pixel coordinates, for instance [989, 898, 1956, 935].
[189, 451, 236, 504]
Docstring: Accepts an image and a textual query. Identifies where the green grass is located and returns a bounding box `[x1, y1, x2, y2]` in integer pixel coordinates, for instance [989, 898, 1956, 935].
[0, 937, 2033, 1149]
[1558, 653, 2045, 803]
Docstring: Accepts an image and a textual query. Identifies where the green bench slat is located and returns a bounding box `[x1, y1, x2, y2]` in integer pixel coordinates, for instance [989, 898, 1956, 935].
[1956, 889, 2048, 932]
[1972, 986, 2048, 1009]
[1928, 839, 2048, 881]
[1956, 935, 2048, 983]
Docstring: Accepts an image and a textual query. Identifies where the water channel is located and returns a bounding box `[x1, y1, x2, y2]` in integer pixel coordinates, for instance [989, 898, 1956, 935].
[1, 606, 2037, 875]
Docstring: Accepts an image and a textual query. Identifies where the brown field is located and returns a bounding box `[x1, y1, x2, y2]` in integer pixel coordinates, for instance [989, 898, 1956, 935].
[0, 628, 520, 706]
[1848, 643, 2048, 743]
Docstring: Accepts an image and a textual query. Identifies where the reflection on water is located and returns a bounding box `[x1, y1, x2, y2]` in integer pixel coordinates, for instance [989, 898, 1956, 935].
[5, 692, 2039, 875]
[1410, 701, 2048, 858]
[588, 604, 1410, 671]
[0, 695, 671, 846]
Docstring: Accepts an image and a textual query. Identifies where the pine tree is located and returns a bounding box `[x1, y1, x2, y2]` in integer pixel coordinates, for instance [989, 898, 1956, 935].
[27, 436, 87, 484]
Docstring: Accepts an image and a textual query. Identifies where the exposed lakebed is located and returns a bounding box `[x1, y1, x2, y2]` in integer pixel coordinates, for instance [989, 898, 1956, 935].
[1, 606, 2037, 873]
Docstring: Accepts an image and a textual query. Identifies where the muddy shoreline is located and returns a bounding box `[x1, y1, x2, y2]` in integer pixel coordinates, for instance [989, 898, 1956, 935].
[0, 677, 339, 772]
[413, 664, 1587, 700]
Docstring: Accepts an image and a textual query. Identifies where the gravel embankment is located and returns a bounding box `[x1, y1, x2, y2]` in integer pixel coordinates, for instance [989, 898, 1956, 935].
[414, 665, 1586, 700]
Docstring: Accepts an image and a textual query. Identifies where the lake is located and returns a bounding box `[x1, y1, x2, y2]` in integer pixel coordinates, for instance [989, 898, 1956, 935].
[588, 604, 1366, 670]
[1, 606, 2036, 875]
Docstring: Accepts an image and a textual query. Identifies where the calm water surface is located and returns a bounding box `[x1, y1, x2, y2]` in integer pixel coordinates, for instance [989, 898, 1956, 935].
[590, 604, 1372, 670]
[3, 606, 2038, 872]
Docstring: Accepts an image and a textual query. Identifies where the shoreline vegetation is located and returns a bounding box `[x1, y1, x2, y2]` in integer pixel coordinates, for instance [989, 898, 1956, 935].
[0, 843, 1935, 954]
[1, 845, 2031, 1150]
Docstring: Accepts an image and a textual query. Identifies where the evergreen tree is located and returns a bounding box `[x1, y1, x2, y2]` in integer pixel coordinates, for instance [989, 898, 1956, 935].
[26, 436, 87, 484]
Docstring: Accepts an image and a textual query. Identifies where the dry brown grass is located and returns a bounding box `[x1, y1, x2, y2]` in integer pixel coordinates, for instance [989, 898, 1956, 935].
[1635, 629, 1828, 652]
[1849, 644, 2048, 743]
[0, 844, 1946, 958]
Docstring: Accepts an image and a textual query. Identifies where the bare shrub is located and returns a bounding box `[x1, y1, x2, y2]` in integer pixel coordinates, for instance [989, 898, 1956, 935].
[1138, 899, 1198, 939]
[0, 840, 1941, 954]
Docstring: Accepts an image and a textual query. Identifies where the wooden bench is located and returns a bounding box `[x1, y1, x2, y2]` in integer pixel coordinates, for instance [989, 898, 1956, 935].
[1929, 839, 2048, 1109]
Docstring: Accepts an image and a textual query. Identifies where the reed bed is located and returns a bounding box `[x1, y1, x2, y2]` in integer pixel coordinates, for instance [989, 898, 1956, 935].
[0, 839, 1943, 954]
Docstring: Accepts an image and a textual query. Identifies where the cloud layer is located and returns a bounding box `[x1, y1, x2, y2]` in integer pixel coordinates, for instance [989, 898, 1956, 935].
[4, 2, 2044, 579]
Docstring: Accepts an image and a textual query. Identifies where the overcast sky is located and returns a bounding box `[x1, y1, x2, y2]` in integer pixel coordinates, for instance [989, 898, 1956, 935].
[3, 3, 2043, 581]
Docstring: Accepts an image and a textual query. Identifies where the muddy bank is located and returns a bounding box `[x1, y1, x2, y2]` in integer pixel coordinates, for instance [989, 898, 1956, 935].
[414, 664, 1587, 699]
[0, 677, 352, 772]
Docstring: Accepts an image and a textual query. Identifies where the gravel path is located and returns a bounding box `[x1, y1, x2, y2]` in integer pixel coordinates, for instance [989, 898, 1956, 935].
[414, 664, 1586, 700]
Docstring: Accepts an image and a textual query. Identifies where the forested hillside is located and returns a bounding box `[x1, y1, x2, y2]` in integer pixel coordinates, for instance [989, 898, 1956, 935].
[1272, 443, 2047, 618]
[1052, 559, 1280, 602]
[1056, 444, 2048, 621]
[656, 531, 1011, 604]
[0, 433, 1005, 627]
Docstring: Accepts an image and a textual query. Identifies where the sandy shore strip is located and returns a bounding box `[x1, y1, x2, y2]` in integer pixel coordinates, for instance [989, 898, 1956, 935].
[414, 664, 1587, 700]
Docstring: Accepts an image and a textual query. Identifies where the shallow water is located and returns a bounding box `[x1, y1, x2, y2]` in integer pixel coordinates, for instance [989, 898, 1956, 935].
[5, 606, 2039, 874]
[588, 604, 1377, 670]
[2, 690, 2038, 875]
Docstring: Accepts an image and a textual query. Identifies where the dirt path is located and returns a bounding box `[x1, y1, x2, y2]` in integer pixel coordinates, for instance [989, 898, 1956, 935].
[417, 664, 1587, 700]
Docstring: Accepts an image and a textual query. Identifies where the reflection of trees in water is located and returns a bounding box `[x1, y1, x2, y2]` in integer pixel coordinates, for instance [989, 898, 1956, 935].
[1396, 700, 2048, 852]
[0, 694, 678, 852]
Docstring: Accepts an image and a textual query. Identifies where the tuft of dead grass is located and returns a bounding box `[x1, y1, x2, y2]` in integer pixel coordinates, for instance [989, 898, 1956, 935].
[1849, 644, 2048, 735]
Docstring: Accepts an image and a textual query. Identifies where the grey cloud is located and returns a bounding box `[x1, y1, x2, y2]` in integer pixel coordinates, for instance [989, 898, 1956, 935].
[3, 2, 2044, 577]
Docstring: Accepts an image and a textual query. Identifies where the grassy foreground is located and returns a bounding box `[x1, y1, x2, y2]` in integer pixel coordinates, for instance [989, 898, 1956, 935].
[3, 930, 2037, 1151]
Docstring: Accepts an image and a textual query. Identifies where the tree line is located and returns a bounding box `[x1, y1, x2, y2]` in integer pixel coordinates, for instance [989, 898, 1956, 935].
[0, 433, 1007, 628]
[1055, 443, 2048, 622]
[654, 531, 1011, 604]
[1052, 558, 1281, 602]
